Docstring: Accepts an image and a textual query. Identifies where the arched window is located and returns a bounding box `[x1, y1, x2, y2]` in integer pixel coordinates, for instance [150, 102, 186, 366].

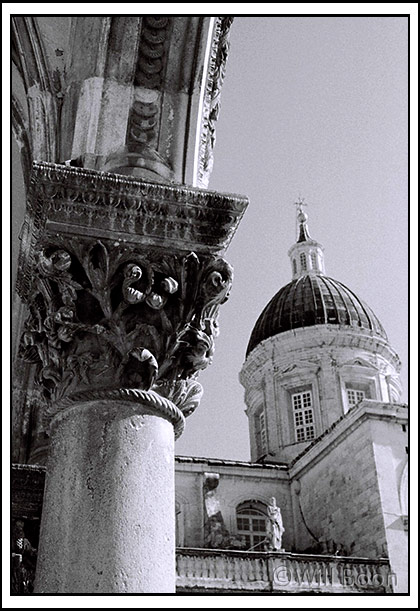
[310, 251, 317, 270]
[236, 500, 267, 550]
[292, 258, 297, 275]
[300, 252, 307, 271]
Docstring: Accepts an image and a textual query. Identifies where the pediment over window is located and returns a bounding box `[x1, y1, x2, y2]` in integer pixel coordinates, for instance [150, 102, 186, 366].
[339, 356, 378, 371]
[279, 360, 320, 377]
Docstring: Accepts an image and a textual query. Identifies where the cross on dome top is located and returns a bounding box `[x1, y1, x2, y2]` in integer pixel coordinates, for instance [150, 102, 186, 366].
[288, 197, 325, 278]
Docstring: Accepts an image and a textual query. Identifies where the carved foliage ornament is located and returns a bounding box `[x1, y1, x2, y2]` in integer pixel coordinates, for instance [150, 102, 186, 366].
[15, 163, 247, 304]
[197, 17, 234, 188]
[19, 238, 233, 418]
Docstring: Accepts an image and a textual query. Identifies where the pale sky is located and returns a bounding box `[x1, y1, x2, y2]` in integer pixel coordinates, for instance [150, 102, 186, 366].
[175, 16, 409, 460]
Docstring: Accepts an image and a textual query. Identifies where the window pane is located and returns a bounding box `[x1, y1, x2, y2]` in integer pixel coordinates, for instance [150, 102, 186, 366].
[252, 518, 266, 530]
[306, 426, 315, 439]
[347, 388, 365, 405]
[236, 506, 267, 549]
[237, 517, 247, 530]
[292, 395, 302, 409]
[293, 390, 315, 442]
[304, 410, 313, 424]
[296, 428, 305, 442]
[302, 392, 311, 407]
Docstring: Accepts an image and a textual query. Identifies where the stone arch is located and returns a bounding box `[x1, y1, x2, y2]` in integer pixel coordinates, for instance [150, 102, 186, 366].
[225, 494, 269, 538]
[228, 493, 271, 510]
[11, 16, 58, 162]
[235, 499, 269, 551]
[236, 498, 268, 515]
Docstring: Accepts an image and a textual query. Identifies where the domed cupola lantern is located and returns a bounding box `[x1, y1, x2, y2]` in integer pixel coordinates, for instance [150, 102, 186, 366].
[240, 199, 402, 464]
[288, 200, 326, 279]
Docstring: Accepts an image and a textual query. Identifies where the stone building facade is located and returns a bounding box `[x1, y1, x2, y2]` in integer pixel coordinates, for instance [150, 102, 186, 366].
[11, 15, 408, 595]
[172, 210, 408, 593]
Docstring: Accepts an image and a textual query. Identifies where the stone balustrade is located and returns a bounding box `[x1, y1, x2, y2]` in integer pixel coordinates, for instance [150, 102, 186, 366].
[176, 548, 393, 593]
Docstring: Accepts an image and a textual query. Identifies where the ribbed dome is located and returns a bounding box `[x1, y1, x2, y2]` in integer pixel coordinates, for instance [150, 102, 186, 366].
[246, 274, 387, 356]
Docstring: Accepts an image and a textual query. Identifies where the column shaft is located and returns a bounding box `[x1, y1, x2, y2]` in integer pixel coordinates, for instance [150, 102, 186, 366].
[34, 400, 175, 593]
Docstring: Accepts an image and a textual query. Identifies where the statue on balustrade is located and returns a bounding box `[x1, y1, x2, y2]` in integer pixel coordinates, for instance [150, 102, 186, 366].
[265, 497, 285, 551]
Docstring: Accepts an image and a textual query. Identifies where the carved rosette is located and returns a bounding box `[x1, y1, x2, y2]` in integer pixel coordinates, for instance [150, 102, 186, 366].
[18, 162, 248, 435]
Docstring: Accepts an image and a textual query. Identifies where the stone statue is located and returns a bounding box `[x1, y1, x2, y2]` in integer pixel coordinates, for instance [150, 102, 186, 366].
[203, 473, 245, 550]
[265, 497, 285, 551]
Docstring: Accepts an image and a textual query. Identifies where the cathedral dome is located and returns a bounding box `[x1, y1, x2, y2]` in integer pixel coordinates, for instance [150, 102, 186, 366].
[246, 203, 387, 357]
[246, 273, 387, 356]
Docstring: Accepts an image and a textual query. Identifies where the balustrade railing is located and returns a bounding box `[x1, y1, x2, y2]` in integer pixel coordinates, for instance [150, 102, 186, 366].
[176, 548, 393, 593]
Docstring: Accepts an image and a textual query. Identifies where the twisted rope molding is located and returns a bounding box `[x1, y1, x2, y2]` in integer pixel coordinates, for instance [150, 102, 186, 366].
[48, 388, 185, 439]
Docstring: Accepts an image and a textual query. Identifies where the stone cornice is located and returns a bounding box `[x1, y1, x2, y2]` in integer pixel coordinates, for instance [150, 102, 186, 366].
[175, 455, 288, 472]
[17, 161, 248, 300]
[289, 400, 408, 479]
[240, 325, 401, 388]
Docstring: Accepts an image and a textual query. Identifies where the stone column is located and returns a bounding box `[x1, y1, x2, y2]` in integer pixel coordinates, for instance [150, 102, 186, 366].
[16, 162, 248, 593]
[35, 394, 181, 593]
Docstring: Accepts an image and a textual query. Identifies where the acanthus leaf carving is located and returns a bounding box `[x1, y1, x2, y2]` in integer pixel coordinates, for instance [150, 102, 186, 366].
[19, 238, 233, 417]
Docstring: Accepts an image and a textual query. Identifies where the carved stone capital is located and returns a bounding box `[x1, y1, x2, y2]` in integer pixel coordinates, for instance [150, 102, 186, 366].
[17, 163, 247, 427]
[17, 162, 247, 301]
